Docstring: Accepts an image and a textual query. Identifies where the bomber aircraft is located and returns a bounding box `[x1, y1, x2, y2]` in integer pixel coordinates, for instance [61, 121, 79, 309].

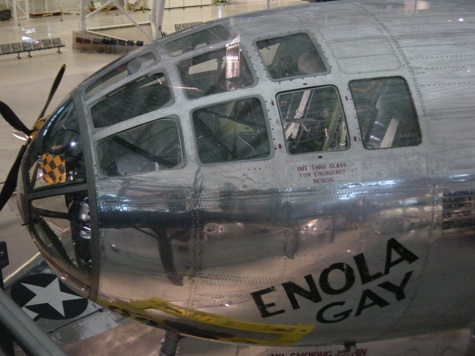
[0, 0, 474, 354]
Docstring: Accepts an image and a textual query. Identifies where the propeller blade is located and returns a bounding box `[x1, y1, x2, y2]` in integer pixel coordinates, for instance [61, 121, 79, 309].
[0, 145, 27, 213]
[0, 101, 31, 136]
[38, 64, 66, 120]
[0, 65, 67, 213]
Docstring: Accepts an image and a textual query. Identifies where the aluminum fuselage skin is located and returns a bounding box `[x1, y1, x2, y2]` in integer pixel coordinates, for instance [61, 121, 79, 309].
[18, 0, 475, 347]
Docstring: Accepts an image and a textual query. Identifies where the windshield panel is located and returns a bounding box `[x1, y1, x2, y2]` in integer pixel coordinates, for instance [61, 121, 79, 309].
[25, 99, 86, 190]
[86, 52, 158, 98]
[277, 86, 349, 154]
[98, 118, 184, 177]
[177, 45, 254, 99]
[91, 72, 172, 128]
[256, 33, 327, 80]
[192, 97, 270, 164]
[164, 25, 231, 56]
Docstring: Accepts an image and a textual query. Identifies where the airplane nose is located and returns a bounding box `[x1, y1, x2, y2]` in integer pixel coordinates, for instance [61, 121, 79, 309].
[17, 97, 93, 297]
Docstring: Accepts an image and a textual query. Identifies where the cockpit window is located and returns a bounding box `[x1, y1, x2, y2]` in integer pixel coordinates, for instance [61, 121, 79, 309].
[277, 86, 349, 154]
[91, 72, 172, 128]
[25, 99, 86, 190]
[177, 45, 254, 99]
[349, 77, 422, 149]
[97, 118, 183, 177]
[256, 33, 327, 80]
[164, 25, 231, 56]
[193, 97, 271, 164]
[86, 52, 158, 98]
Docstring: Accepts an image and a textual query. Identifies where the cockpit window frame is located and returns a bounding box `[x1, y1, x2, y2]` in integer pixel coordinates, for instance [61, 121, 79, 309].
[175, 44, 257, 100]
[191, 95, 274, 165]
[254, 31, 329, 82]
[349, 76, 422, 150]
[163, 25, 232, 57]
[276, 85, 350, 155]
[23, 98, 88, 192]
[84, 49, 160, 99]
[89, 69, 174, 129]
[96, 115, 186, 179]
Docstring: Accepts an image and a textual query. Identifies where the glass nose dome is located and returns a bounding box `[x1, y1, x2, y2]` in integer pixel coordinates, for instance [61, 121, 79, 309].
[18, 97, 93, 296]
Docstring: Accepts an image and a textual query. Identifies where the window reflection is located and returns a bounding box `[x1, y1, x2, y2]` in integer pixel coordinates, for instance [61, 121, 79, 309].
[98, 118, 183, 177]
[22, 99, 91, 277]
[177, 47, 254, 99]
[164, 25, 230, 56]
[91, 72, 172, 127]
[350, 77, 422, 149]
[31, 192, 92, 274]
[86, 52, 157, 97]
[256, 33, 327, 80]
[26, 99, 86, 190]
[277, 87, 349, 154]
[193, 98, 270, 164]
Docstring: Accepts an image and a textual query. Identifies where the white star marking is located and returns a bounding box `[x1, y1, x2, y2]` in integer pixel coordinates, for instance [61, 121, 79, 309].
[21, 278, 83, 317]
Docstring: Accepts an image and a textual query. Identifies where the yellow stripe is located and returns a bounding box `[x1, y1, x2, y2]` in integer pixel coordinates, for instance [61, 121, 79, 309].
[101, 297, 313, 345]
[30, 116, 49, 140]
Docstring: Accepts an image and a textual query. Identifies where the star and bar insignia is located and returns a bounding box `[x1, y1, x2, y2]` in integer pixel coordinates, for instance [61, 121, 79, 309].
[10, 274, 88, 321]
